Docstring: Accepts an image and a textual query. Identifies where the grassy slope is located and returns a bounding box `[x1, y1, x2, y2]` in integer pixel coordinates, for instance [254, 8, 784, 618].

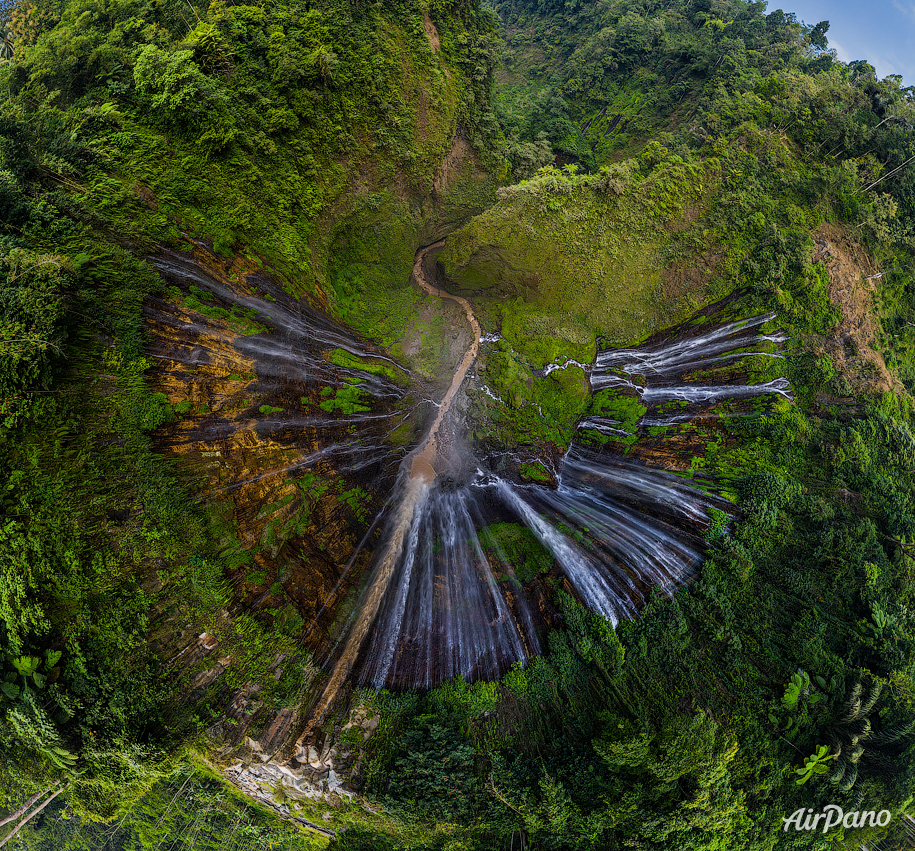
[440, 158, 708, 359]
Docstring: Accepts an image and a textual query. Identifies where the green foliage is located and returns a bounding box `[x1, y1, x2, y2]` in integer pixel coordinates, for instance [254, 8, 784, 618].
[557, 591, 624, 676]
[379, 719, 484, 825]
[794, 744, 834, 785]
[594, 711, 751, 847]
[474, 342, 591, 449]
[133, 45, 237, 152]
[426, 677, 500, 726]
[5, 0, 915, 846]
[479, 522, 553, 583]
[169, 285, 266, 334]
[17, 761, 327, 849]
[441, 160, 704, 355]
[319, 383, 369, 415]
[782, 671, 809, 711]
[0, 249, 72, 409]
[328, 348, 409, 387]
[704, 507, 729, 542]
[518, 461, 550, 483]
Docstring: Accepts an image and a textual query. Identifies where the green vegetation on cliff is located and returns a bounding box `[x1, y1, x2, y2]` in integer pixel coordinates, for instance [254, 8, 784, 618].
[441, 157, 706, 354]
[329, 1, 915, 849]
[3, 0, 915, 848]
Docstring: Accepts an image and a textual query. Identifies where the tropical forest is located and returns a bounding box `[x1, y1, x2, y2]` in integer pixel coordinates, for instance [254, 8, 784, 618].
[1, 0, 915, 847]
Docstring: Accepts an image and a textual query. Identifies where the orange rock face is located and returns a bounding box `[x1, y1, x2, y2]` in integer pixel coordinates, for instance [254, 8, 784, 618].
[144, 245, 418, 654]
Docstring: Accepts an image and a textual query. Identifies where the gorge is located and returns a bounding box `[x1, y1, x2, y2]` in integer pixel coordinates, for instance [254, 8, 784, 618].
[3, 0, 915, 848]
[145, 235, 795, 732]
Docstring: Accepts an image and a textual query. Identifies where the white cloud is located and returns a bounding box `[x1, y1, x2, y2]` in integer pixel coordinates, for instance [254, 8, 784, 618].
[891, 0, 915, 22]
[872, 56, 902, 79]
[830, 39, 851, 63]
[829, 36, 914, 84]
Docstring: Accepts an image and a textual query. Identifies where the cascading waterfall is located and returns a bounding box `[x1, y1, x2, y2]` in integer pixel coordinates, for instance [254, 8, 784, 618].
[357, 484, 535, 688]
[494, 451, 721, 624]
[145, 247, 430, 646]
[586, 305, 792, 439]
[309, 288, 793, 711]
[305, 473, 432, 728]
[147, 247, 795, 732]
[592, 311, 787, 386]
[146, 249, 413, 487]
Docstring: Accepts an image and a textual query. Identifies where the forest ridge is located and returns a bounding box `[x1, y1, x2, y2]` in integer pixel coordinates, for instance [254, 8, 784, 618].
[0, 0, 915, 849]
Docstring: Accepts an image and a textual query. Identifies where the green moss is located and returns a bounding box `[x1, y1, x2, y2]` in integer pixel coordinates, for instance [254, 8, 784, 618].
[328, 347, 409, 386]
[486, 349, 533, 408]
[588, 390, 646, 431]
[440, 162, 708, 359]
[479, 348, 590, 448]
[169, 285, 267, 335]
[387, 299, 466, 381]
[519, 461, 551, 483]
[338, 485, 370, 523]
[256, 493, 295, 520]
[536, 365, 591, 424]
[500, 301, 597, 368]
[326, 194, 422, 347]
[579, 428, 610, 447]
[318, 384, 369, 415]
[479, 523, 555, 583]
[388, 420, 418, 445]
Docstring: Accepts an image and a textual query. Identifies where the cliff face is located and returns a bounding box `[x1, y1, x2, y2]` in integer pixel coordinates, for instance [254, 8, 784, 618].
[143, 248, 402, 653]
[106, 0, 509, 650]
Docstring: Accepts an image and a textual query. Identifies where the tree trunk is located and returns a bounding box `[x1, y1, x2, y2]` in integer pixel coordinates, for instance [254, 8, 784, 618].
[0, 785, 64, 848]
[0, 790, 46, 829]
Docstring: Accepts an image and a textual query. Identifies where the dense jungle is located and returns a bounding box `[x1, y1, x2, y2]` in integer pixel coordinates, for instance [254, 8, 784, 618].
[2, 0, 915, 848]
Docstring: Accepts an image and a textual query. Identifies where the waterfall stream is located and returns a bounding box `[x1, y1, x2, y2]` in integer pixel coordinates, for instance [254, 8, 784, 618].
[298, 250, 793, 736]
[147, 246, 792, 736]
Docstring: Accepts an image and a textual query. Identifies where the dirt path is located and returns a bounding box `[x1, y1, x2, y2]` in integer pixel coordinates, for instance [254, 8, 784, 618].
[409, 240, 480, 482]
[296, 241, 480, 740]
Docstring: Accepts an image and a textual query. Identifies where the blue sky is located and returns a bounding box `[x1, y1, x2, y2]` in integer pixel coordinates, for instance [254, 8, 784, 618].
[776, 0, 915, 84]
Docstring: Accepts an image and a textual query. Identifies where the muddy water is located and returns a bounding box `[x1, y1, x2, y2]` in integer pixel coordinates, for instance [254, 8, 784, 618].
[300, 242, 480, 736]
[409, 240, 481, 483]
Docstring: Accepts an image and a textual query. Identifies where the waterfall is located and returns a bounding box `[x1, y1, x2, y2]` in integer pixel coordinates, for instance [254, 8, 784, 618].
[359, 487, 533, 688]
[587, 308, 793, 441]
[150, 248, 795, 721]
[593, 312, 786, 384]
[322, 303, 791, 695]
[305, 473, 432, 727]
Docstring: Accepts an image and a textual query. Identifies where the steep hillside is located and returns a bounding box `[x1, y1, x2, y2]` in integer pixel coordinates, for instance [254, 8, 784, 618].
[3, 0, 915, 849]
